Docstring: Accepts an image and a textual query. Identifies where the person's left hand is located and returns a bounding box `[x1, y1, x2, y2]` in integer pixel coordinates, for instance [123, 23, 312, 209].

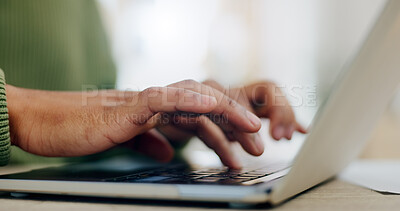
[138, 80, 306, 169]
[204, 80, 307, 140]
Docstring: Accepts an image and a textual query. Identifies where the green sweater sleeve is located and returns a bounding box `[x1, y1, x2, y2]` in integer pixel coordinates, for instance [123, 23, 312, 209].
[0, 69, 10, 166]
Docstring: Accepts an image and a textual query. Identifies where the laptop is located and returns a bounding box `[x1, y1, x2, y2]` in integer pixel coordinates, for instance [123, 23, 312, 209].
[1, 0, 400, 206]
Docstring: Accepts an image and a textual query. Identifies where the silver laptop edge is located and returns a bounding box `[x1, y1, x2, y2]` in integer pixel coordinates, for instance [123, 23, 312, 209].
[270, 0, 400, 204]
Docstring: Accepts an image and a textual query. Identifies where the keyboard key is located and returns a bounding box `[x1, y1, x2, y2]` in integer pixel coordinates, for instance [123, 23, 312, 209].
[240, 172, 266, 177]
[102, 162, 290, 185]
[213, 172, 240, 177]
[183, 175, 204, 180]
[233, 176, 258, 179]
[206, 175, 232, 180]
[194, 177, 221, 183]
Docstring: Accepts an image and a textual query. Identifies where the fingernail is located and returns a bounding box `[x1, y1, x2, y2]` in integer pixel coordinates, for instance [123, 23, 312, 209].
[254, 133, 264, 154]
[246, 110, 261, 128]
[230, 157, 242, 169]
[273, 126, 285, 140]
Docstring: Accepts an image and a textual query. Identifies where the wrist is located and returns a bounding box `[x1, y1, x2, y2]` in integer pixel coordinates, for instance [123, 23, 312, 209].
[6, 85, 24, 146]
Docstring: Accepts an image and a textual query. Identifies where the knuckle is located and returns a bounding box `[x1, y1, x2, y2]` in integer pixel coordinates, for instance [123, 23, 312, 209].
[141, 87, 164, 98]
[226, 97, 238, 108]
[202, 79, 218, 86]
[203, 80, 224, 92]
[180, 79, 201, 90]
[265, 80, 277, 87]
[191, 92, 201, 103]
[252, 80, 277, 93]
[203, 79, 218, 84]
[182, 79, 198, 85]
[257, 80, 277, 87]
[174, 88, 186, 99]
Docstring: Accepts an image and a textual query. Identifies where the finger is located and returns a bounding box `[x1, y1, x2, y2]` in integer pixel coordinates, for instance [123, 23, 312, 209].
[285, 124, 295, 140]
[203, 80, 254, 110]
[122, 86, 218, 127]
[195, 116, 242, 169]
[168, 80, 263, 156]
[203, 81, 265, 153]
[142, 87, 218, 114]
[123, 129, 175, 163]
[213, 120, 264, 156]
[168, 80, 261, 133]
[232, 131, 264, 156]
[171, 113, 264, 157]
[283, 122, 307, 140]
[268, 108, 285, 140]
[93, 87, 219, 150]
[246, 82, 298, 140]
[282, 110, 295, 140]
[296, 122, 308, 134]
[269, 109, 296, 141]
[172, 115, 242, 168]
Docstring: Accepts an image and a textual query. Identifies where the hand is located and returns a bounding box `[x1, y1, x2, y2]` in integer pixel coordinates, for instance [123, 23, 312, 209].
[6, 82, 261, 162]
[156, 80, 306, 168]
[205, 80, 307, 140]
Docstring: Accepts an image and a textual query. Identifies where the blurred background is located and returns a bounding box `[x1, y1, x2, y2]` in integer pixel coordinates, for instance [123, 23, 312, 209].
[97, 0, 399, 163]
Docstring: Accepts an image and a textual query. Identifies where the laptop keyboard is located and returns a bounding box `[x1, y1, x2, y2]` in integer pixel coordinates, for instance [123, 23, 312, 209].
[103, 163, 289, 185]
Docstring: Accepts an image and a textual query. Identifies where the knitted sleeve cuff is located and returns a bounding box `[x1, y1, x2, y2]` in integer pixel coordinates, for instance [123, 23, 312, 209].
[0, 69, 11, 166]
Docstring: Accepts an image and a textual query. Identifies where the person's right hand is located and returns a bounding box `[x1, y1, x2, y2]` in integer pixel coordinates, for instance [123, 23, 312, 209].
[6, 81, 262, 162]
